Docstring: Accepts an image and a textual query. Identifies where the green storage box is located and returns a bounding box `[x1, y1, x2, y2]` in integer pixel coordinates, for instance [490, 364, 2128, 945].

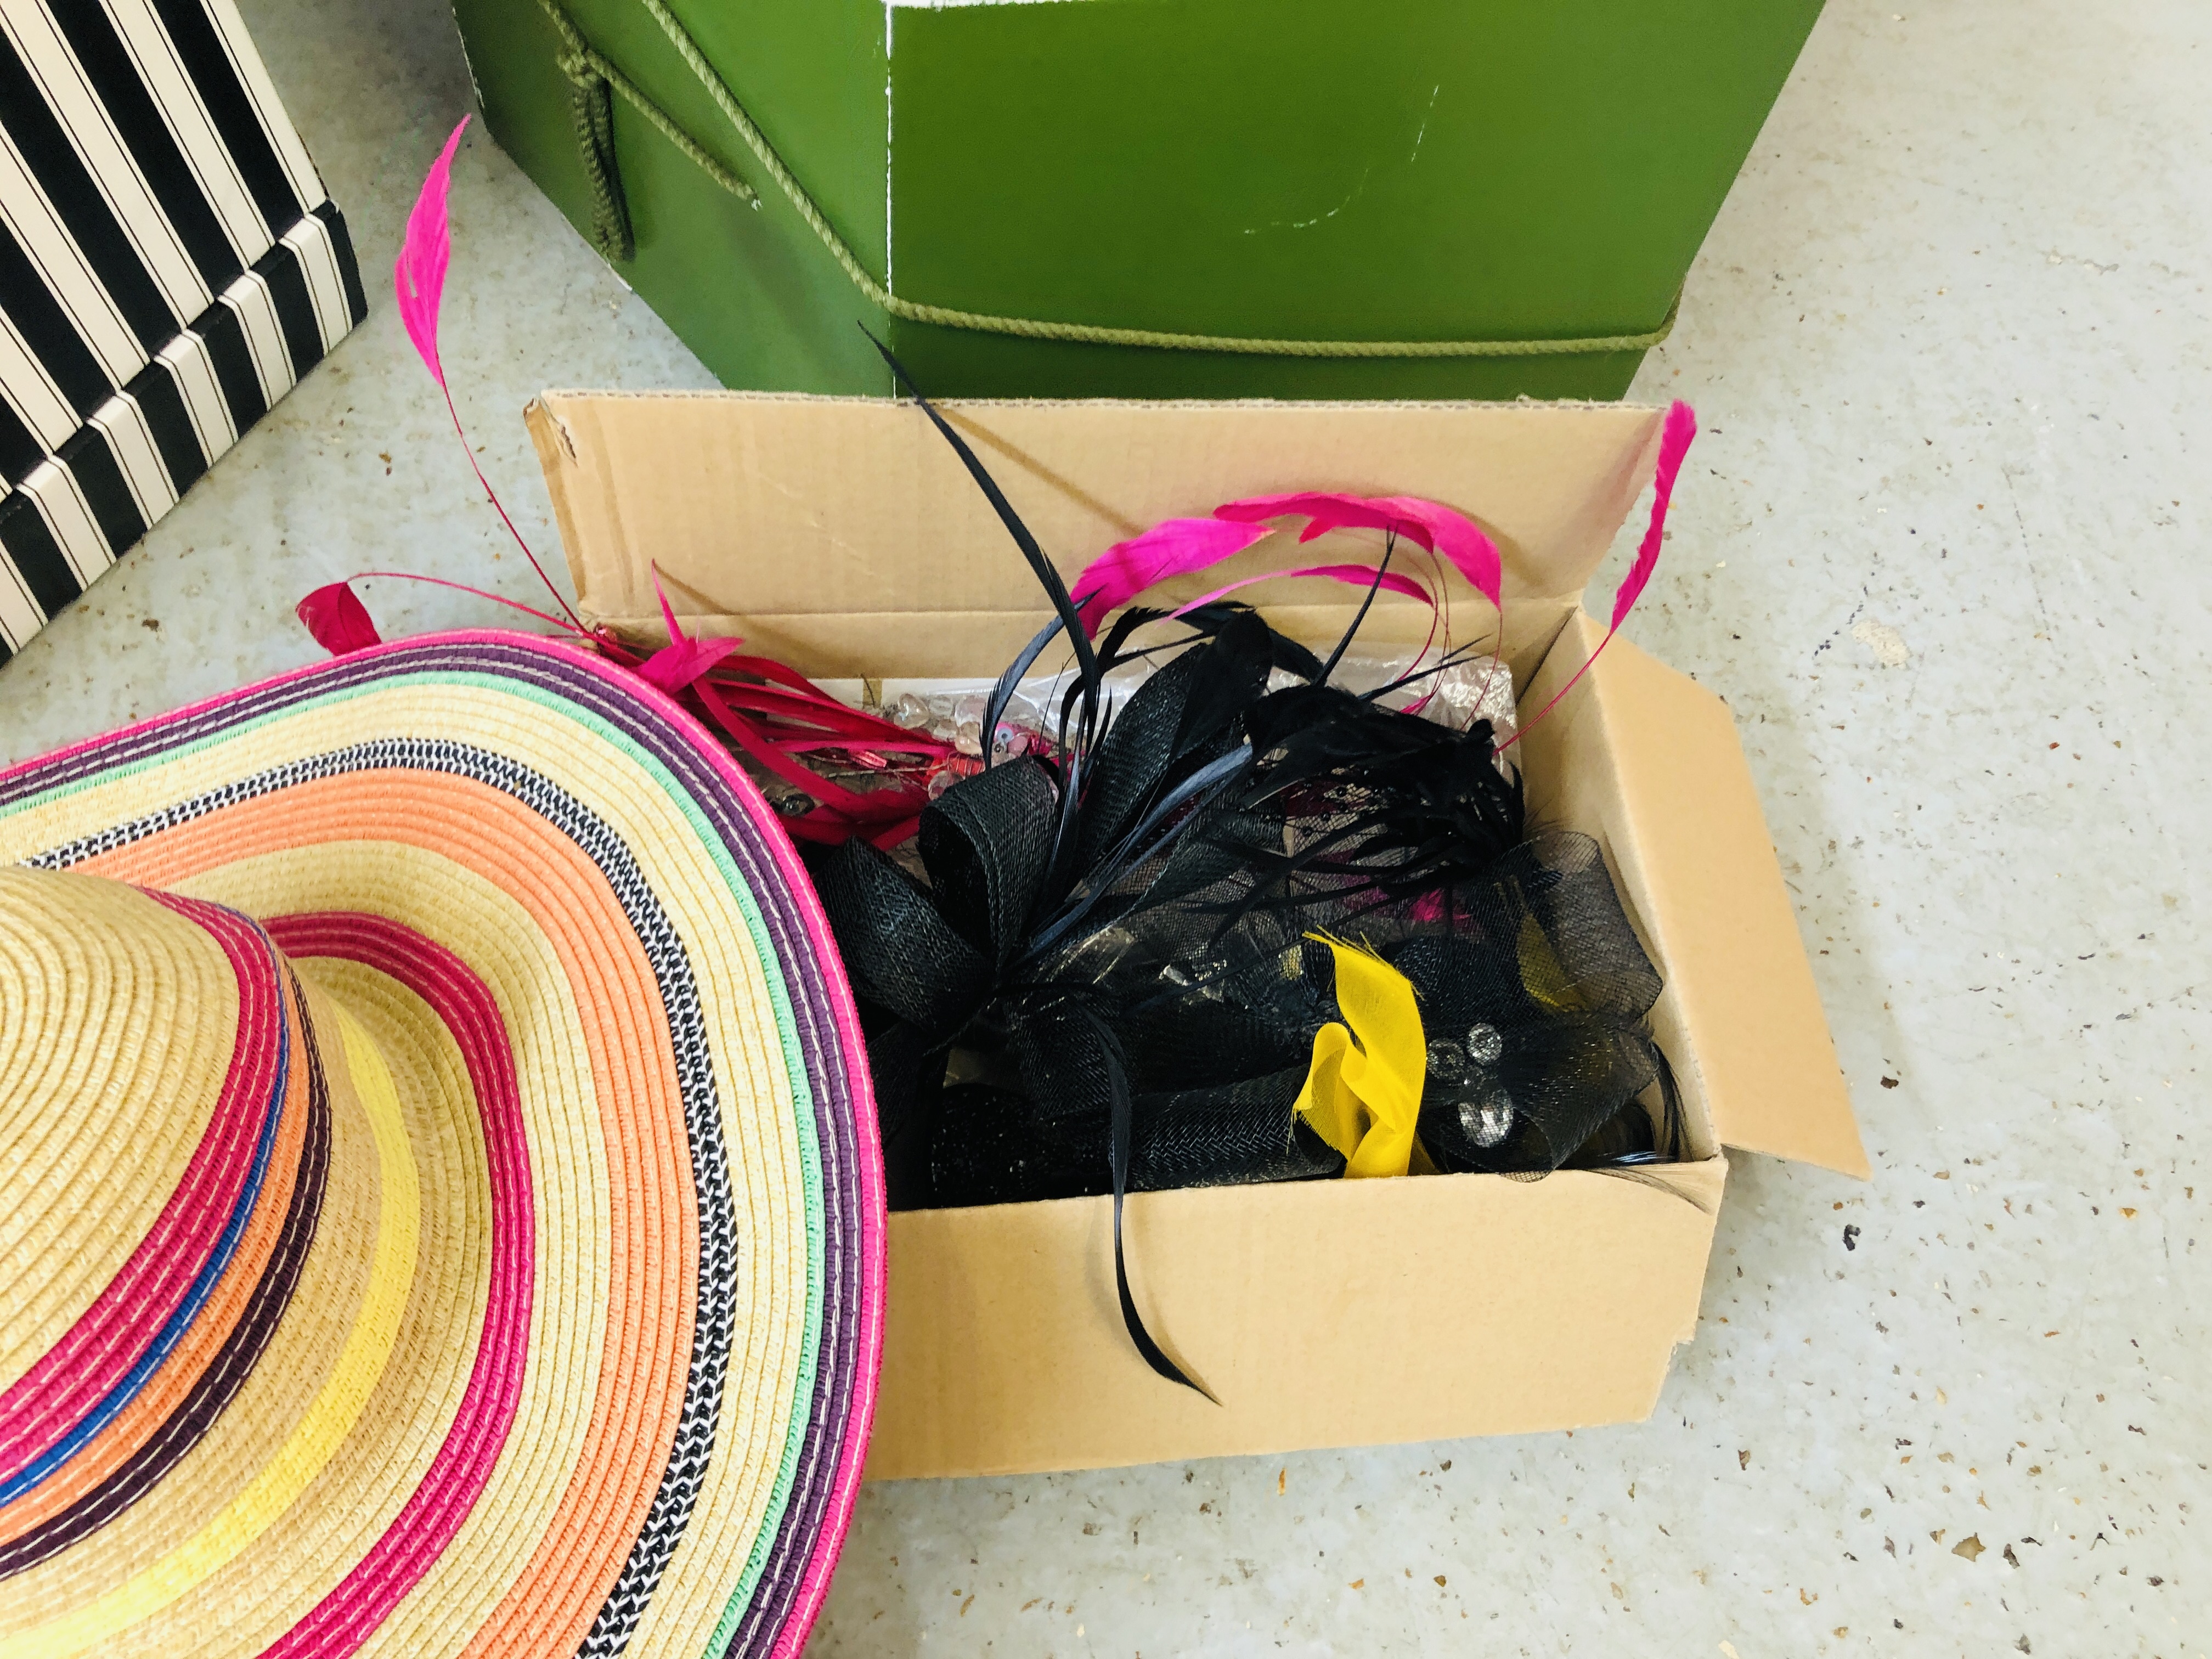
[454, 0, 1822, 399]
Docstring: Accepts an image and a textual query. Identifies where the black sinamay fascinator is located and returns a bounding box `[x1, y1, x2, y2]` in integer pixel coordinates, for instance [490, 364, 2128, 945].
[814, 343, 1698, 1392]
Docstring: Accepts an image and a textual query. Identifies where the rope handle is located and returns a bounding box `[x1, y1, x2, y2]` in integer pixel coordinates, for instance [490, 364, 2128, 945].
[539, 0, 1679, 360]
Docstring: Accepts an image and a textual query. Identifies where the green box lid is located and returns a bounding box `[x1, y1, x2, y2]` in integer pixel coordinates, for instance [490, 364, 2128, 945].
[456, 0, 1823, 398]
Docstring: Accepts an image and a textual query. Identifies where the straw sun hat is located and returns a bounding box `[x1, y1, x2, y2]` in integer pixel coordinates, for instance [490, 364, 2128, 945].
[0, 631, 884, 1658]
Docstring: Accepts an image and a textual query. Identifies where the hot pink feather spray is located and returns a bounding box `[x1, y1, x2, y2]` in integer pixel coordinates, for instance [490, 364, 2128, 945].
[1498, 400, 1697, 751]
[392, 115, 582, 630]
[1068, 517, 1274, 635]
[1066, 515, 1451, 630]
[635, 566, 746, 693]
[297, 120, 954, 848]
[1213, 492, 1503, 612]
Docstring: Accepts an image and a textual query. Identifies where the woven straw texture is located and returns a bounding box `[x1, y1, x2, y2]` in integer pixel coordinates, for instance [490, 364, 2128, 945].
[0, 632, 884, 1659]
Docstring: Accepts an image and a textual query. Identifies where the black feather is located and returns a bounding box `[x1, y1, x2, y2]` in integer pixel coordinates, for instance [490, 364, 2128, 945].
[862, 325, 1101, 693]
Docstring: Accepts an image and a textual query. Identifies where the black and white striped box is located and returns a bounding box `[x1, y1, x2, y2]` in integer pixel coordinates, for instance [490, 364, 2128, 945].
[1, 0, 366, 663]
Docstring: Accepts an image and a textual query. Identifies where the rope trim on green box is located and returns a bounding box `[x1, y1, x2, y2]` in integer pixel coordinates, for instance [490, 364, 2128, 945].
[538, 0, 1679, 360]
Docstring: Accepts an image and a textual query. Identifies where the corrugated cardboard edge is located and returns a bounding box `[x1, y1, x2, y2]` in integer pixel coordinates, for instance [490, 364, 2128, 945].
[1528, 613, 1867, 1176]
[528, 394, 590, 585]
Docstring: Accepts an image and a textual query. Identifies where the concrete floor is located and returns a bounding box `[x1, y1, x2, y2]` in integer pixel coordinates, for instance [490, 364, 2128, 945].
[3, 1, 2205, 1655]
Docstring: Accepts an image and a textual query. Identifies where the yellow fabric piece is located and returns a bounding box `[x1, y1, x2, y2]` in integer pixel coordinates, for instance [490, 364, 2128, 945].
[5, 1005, 419, 1658]
[1293, 938, 1428, 1179]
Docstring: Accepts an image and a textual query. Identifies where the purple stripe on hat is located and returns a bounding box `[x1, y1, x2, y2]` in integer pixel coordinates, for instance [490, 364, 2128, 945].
[385, 644, 867, 1657]
[0, 906, 293, 1505]
[0, 975, 334, 1579]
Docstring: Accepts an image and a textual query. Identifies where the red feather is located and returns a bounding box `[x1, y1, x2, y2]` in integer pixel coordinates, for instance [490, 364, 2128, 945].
[635, 566, 743, 693]
[296, 582, 381, 656]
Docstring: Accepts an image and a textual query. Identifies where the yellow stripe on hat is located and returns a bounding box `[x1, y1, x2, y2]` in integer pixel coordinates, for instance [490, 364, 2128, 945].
[0, 871, 241, 1401]
[4, 1005, 419, 1657]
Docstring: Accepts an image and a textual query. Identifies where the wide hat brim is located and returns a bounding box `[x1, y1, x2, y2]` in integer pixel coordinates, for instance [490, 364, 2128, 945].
[0, 631, 884, 1658]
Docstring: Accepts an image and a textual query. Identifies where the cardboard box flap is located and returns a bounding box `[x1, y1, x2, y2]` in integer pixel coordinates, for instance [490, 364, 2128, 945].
[870, 1159, 1725, 1480]
[528, 392, 1671, 678]
[1522, 613, 1867, 1176]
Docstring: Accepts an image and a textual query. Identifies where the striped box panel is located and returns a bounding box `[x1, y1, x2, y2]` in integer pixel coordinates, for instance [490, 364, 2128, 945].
[0, 0, 366, 663]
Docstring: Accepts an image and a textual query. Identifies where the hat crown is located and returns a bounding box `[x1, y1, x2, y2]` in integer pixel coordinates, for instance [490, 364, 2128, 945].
[0, 863, 371, 1583]
[1, 870, 269, 1401]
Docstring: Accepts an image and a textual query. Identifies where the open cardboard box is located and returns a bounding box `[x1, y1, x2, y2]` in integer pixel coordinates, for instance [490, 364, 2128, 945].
[526, 392, 1868, 1481]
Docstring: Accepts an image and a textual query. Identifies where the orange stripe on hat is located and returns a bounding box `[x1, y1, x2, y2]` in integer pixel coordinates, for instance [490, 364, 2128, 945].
[78, 766, 699, 1647]
[0, 970, 314, 1544]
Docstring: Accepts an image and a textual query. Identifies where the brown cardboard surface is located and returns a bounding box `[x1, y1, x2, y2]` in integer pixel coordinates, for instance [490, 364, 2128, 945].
[531, 390, 1864, 1476]
[866, 1159, 1725, 1481]
[526, 393, 1664, 676]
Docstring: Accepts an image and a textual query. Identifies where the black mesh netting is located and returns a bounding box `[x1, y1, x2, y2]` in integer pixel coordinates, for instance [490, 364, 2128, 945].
[809, 606, 1684, 1216]
[811, 364, 1692, 1393]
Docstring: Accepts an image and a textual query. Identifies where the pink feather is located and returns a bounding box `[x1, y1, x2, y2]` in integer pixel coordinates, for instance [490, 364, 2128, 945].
[393, 117, 468, 388]
[389, 116, 584, 630]
[1293, 562, 1436, 603]
[1611, 400, 1697, 630]
[1214, 491, 1502, 611]
[636, 566, 744, 693]
[1498, 399, 1700, 754]
[1069, 517, 1273, 635]
[1169, 563, 1436, 618]
[296, 582, 381, 656]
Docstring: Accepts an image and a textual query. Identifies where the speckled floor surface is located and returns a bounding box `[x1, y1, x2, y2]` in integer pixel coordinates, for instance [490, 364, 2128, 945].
[3, 2, 2204, 1655]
